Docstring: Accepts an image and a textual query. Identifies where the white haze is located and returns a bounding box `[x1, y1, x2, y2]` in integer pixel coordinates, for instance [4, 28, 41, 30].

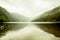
[0, 0, 60, 40]
[0, 0, 60, 20]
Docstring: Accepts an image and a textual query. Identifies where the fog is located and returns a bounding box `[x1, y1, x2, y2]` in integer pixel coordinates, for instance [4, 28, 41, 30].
[0, 0, 60, 20]
[0, 0, 60, 40]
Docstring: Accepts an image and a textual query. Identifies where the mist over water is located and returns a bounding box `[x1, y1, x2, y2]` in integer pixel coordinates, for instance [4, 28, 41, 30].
[0, 24, 60, 40]
[0, 0, 60, 40]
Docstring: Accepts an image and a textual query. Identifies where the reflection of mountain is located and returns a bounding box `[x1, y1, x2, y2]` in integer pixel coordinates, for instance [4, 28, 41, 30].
[0, 7, 29, 37]
[32, 6, 60, 37]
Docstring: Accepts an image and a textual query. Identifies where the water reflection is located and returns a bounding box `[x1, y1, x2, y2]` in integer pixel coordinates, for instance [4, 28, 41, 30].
[0, 23, 60, 40]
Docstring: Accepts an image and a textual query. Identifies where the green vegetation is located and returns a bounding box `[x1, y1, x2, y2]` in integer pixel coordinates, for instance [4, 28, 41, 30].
[32, 6, 60, 22]
[32, 6, 60, 37]
[0, 7, 29, 37]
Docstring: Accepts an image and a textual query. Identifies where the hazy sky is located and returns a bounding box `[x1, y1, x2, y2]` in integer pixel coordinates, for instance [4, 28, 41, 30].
[0, 0, 60, 20]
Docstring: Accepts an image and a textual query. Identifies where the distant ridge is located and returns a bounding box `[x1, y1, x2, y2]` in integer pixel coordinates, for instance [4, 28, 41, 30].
[0, 7, 29, 22]
[32, 6, 60, 22]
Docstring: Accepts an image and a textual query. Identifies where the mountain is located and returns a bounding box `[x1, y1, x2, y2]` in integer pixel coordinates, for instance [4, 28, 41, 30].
[0, 7, 29, 22]
[32, 6, 60, 37]
[32, 6, 60, 22]
[0, 7, 29, 37]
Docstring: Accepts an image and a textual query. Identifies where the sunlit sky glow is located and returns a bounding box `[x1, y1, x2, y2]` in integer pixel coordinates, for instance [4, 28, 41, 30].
[0, 0, 60, 20]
